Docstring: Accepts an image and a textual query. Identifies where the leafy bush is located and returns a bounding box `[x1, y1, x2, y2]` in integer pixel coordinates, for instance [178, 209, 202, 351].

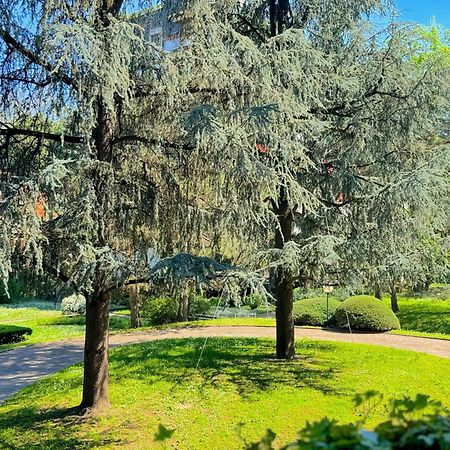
[335, 295, 400, 331]
[242, 293, 264, 310]
[246, 393, 450, 450]
[143, 296, 179, 325]
[60, 294, 86, 316]
[189, 294, 213, 318]
[293, 297, 341, 326]
[0, 325, 32, 344]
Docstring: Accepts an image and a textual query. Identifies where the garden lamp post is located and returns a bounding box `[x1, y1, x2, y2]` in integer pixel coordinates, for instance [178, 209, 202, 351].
[323, 285, 334, 322]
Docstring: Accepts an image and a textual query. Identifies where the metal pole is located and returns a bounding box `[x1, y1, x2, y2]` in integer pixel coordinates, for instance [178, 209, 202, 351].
[326, 292, 329, 322]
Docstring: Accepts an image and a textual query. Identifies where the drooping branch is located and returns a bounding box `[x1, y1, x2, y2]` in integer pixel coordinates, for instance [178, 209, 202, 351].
[0, 28, 76, 88]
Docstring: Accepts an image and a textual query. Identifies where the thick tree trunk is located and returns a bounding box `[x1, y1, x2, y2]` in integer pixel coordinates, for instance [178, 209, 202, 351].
[274, 192, 295, 360]
[80, 290, 110, 410]
[80, 95, 114, 411]
[129, 285, 141, 328]
[390, 284, 399, 313]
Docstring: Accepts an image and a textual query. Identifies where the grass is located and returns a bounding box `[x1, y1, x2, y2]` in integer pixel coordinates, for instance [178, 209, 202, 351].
[0, 304, 131, 351]
[1, 337, 449, 449]
[1, 292, 449, 351]
[383, 296, 450, 340]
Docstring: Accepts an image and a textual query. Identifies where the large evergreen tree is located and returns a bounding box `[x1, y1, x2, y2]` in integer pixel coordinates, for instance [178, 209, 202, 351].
[0, 0, 216, 411]
[150, 0, 450, 358]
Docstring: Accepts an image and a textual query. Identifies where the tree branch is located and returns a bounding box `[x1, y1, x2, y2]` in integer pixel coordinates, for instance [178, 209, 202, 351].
[0, 28, 76, 88]
[0, 126, 84, 144]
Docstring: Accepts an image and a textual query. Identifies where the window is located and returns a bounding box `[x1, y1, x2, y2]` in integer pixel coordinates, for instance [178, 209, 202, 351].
[148, 26, 163, 48]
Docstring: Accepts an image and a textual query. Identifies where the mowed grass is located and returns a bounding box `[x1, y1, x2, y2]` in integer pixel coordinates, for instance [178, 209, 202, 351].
[0, 304, 131, 351]
[385, 296, 450, 340]
[1, 337, 450, 450]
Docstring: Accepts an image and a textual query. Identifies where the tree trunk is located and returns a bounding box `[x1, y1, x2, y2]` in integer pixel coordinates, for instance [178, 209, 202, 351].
[80, 290, 110, 410]
[80, 95, 114, 411]
[129, 285, 141, 328]
[274, 191, 295, 360]
[178, 285, 189, 322]
[390, 284, 399, 313]
[374, 285, 382, 300]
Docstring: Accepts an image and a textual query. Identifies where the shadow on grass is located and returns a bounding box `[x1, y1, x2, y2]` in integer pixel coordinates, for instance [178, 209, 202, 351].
[397, 304, 450, 335]
[0, 406, 121, 449]
[0, 337, 342, 448]
[110, 337, 341, 397]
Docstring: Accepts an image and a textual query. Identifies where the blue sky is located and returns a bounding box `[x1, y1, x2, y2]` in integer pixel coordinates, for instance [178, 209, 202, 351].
[394, 0, 449, 27]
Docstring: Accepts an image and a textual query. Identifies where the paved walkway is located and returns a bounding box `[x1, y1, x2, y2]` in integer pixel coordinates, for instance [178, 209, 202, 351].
[1, 326, 449, 403]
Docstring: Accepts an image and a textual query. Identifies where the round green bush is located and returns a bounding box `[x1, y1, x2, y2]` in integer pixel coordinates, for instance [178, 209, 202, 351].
[335, 295, 400, 332]
[143, 297, 179, 325]
[293, 297, 341, 326]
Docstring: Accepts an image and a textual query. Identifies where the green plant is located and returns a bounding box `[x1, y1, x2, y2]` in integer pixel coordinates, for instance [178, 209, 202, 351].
[60, 294, 86, 316]
[335, 296, 400, 332]
[293, 297, 341, 326]
[0, 325, 32, 344]
[242, 294, 264, 310]
[246, 393, 450, 450]
[189, 294, 213, 318]
[143, 297, 179, 325]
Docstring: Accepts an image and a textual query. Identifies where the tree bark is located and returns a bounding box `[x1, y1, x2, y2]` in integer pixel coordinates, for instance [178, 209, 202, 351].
[80, 96, 114, 411]
[178, 284, 189, 322]
[80, 290, 110, 410]
[374, 285, 382, 300]
[390, 284, 399, 313]
[129, 285, 141, 328]
[274, 191, 295, 359]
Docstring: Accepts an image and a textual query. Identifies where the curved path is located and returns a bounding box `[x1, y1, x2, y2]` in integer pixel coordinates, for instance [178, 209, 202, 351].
[1, 326, 449, 403]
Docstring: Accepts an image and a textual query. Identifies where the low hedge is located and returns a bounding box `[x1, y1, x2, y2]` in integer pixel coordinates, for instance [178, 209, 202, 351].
[0, 325, 32, 344]
[293, 297, 341, 326]
[335, 295, 400, 332]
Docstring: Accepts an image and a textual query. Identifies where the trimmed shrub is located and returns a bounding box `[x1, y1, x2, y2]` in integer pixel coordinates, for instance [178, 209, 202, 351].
[143, 296, 179, 325]
[0, 325, 32, 344]
[335, 295, 400, 331]
[293, 297, 340, 326]
[61, 294, 86, 315]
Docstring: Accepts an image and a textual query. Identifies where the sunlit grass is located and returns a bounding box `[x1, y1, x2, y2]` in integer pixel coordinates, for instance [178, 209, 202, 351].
[1, 337, 449, 449]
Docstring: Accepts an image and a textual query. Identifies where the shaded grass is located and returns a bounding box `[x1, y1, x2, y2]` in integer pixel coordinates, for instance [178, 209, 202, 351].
[1, 337, 449, 449]
[384, 297, 450, 337]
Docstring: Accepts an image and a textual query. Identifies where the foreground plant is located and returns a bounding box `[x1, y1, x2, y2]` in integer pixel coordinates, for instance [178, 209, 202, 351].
[245, 393, 450, 449]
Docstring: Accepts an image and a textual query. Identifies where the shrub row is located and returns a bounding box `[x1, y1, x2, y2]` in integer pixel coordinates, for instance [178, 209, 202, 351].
[143, 294, 213, 325]
[293, 295, 400, 331]
[0, 325, 32, 344]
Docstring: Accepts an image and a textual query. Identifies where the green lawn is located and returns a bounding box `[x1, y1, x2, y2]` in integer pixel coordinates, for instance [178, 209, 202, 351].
[385, 296, 450, 339]
[1, 337, 449, 449]
[1, 294, 449, 352]
[0, 304, 131, 351]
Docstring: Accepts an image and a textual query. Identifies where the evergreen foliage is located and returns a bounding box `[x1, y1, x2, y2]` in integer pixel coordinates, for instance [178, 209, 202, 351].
[0, 0, 449, 404]
[335, 295, 400, 331]
[293, 296, 340, 326]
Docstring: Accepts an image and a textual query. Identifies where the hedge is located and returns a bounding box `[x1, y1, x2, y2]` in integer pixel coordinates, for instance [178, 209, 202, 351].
[0, 325, 32, 344]
[335, 295, 400, 332]
[293, 297, 341, 326]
